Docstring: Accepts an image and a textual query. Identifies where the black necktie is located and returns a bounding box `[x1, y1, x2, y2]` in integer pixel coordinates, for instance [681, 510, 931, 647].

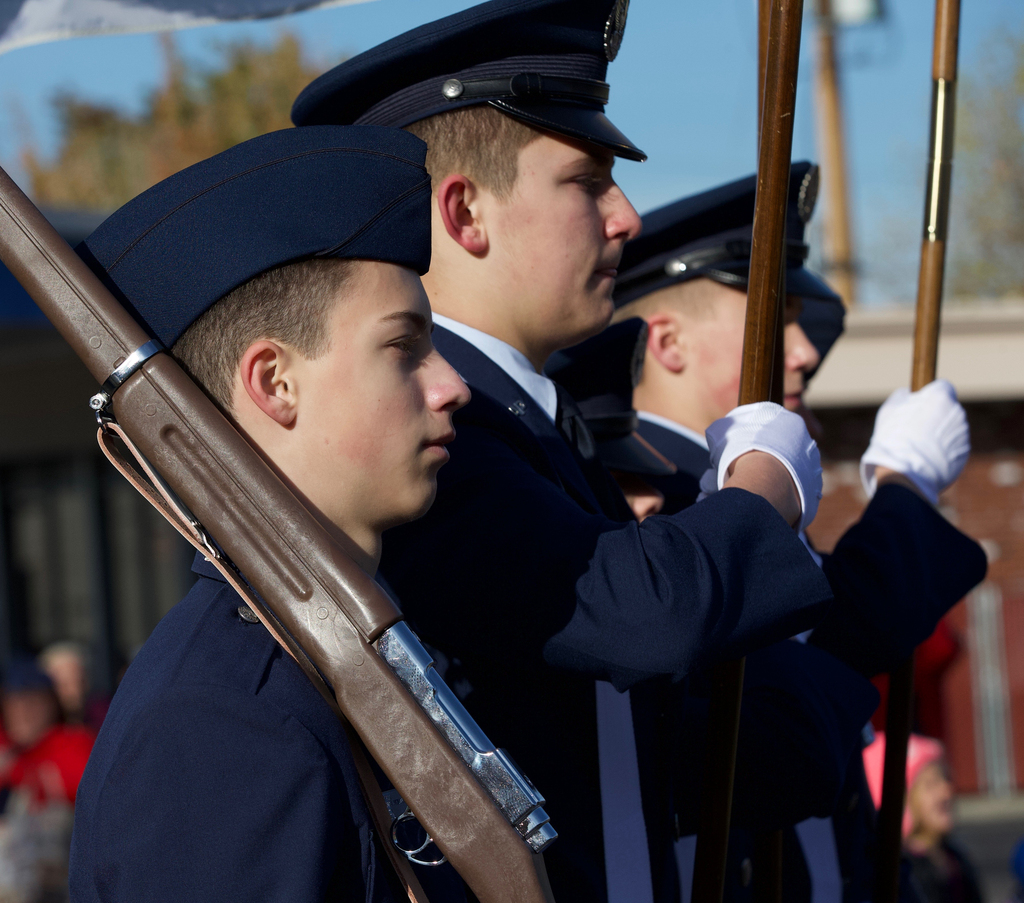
[555, 384, 597, 461]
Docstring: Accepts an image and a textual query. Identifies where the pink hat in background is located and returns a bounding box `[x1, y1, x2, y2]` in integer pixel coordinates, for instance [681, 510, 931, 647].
[862, 731, 946, 837]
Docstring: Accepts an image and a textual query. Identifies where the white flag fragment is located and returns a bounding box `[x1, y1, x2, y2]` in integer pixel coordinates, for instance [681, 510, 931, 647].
[0, 0, 374, 55]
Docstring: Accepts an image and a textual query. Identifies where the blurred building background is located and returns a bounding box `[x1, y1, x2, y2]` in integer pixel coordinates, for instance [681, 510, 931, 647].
[0, 211, 195, 695]
[0, 33, 324, 695]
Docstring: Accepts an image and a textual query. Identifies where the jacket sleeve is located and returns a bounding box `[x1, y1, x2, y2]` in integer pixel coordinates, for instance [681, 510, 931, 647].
[75, 685, 360, 903]
[810, 484, 988, 677]
[670, 640, 880, 833]
[382, 416, 834, 691]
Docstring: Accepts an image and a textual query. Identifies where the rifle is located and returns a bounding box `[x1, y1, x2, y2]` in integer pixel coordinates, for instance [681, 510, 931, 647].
[874, 2, 960, 901]
[0, 163, 557, 903]
[690, 1, 804, 901]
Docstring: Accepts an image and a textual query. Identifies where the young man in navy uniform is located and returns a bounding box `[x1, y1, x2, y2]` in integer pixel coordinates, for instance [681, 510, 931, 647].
[612, 163, 987, 901]
[68, 126, 471, 902]
[292, 3, 843, 901]
[547, 315, 894, 902]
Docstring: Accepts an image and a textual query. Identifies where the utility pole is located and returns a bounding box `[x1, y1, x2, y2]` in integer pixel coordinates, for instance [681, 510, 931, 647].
[813, 0, 857, 307]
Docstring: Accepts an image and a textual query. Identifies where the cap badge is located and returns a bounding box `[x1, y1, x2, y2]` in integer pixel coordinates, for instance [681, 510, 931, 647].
[797, 164, 820, 224]
[604, 0, 630, 62]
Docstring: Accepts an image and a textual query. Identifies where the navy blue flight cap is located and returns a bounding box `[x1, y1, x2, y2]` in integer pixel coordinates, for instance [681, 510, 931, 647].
[291, 0, 646, 163]
[547, 318, 675, 477]
[76, 126, 432, 348]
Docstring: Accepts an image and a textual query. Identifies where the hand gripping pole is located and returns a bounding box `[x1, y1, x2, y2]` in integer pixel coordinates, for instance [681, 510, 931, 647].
[690, 1, 804, 901]
[874, 3, 960, 902]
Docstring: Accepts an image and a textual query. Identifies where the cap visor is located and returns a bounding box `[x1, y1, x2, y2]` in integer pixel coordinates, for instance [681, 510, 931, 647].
[799, 295, 846, 367]
[704, 262, 843, 305]
[491, 99, 647, 162]
[785, 266, 843, 304]
[597, 432, 676, 476]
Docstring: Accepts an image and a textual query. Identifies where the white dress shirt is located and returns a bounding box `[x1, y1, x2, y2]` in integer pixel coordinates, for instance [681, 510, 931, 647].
[432, 314, 557, 422]
[637, 410, 709, 450]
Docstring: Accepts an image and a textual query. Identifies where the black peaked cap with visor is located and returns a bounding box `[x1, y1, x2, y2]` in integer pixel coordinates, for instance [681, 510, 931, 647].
[615, 161, 846, 368]
[291, 0, 646, 163]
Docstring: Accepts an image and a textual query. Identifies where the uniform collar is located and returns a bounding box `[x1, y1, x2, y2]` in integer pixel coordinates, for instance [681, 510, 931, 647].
[191, 552, 225, 582]
[636, 410, 709, 450]
[432, 325, 605, 515]
[433, 314, 558, 423]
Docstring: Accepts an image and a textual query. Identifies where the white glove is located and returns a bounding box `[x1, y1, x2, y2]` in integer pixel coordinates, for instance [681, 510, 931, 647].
[704, 401, 823, 530]
[860, 379, 970, 505]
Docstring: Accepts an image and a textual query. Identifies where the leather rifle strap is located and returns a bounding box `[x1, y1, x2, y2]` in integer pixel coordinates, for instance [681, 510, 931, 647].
[95, 424, 431, 903]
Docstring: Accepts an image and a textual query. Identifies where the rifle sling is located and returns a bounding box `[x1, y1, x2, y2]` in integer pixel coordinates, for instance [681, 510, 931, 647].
[95, 421, 430, 903]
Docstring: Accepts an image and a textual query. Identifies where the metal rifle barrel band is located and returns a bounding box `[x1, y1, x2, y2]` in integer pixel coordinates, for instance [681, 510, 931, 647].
[89, 339, 166, 414]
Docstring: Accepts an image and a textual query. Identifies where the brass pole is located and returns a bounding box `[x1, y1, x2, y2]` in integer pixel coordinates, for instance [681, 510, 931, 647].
[874, 2, 960, 902]
[690, 1, 804, 900]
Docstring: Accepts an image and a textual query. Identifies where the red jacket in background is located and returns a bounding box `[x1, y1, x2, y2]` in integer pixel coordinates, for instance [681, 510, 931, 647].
[3, 725, 94, 806]
[871, 615, 962, 739]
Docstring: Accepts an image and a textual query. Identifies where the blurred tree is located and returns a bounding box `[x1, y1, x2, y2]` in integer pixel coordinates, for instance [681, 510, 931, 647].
[23, 32, 330, 210]
[948, 29, 1024, 300]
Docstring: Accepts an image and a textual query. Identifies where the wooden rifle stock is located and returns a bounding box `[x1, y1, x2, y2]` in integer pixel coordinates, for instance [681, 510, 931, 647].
[874, 2, 960, 902]
[0, 165, 556, 903]
[690, 2, 803, 902]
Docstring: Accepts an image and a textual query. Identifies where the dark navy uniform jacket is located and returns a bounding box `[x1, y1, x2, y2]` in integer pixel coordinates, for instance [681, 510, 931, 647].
[379, 326, 836, 903]
[70, 556, 408, 903]
[637, 416, 986, 903]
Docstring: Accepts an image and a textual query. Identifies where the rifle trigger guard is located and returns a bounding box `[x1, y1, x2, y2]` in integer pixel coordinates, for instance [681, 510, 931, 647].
[387, 798, 447, 867]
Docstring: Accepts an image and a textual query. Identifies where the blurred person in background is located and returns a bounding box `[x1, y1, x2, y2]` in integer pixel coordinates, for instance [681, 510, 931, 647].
[38, 643, 109, 733]
[0, 657, 93, 809]
[865, 733, 983, 903]
[0, 657, 93, 903]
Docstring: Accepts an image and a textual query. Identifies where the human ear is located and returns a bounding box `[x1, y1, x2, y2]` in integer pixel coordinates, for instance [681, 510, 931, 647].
[436, 173, 488, 254]
[645, 313, 687, 374]
[239, 340, 297, 427]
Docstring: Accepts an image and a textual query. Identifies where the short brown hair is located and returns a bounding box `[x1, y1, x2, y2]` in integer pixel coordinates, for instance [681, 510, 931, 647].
[405, 106, 543, 198]
[172, 257, 355, 413]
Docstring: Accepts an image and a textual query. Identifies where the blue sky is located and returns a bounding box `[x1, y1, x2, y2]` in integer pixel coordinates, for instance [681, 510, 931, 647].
[0, 0, 1021, 304]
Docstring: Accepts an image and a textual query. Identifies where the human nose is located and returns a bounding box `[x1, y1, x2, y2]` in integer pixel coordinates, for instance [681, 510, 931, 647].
[784, 322, 821, 375]
[604, 183, 642, 243]
[629, 483, 664, 521]
[427, 351, 471, 413]
[634, 492, 663, 521]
